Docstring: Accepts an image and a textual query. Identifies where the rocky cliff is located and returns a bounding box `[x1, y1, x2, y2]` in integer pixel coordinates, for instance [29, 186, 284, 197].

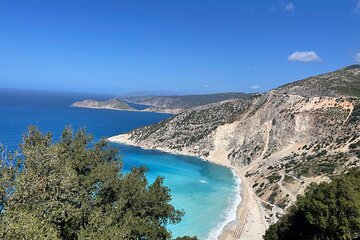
[109, 66, 360, 224]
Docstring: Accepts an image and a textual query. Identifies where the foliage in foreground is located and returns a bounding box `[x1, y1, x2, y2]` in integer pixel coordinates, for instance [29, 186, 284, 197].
[264, 168, 360, 240]
[0, 127, 197, 240]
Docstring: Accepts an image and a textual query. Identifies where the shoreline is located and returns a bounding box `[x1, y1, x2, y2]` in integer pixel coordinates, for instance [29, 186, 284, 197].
[218, 168, 267, 240]
[207, 169, 242, 240]
[108, 135, 267, 240]
[70, 105, 181, 114]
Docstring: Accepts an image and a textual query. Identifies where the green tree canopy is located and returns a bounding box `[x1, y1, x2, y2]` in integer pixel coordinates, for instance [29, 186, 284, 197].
[264, 168, 360, 240]
[0, 126, 197, 240]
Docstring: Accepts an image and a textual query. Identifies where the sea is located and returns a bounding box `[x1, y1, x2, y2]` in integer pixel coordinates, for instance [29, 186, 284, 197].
[0, 88, 240, 239]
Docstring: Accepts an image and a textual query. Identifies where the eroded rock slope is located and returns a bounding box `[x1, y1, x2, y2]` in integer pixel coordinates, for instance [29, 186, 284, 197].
[109, 66, 360, 223]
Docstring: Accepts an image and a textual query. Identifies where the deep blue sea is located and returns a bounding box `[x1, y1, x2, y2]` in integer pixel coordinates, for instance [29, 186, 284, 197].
[0, 88, 240, 239]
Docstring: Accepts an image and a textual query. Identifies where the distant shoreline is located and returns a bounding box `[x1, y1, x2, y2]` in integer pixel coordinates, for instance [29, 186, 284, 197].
[70, 105, 180, 114]
[70, 92, 256, 116]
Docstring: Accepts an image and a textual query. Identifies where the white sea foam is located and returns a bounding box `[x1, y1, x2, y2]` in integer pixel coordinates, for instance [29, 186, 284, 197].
[206, 169, 242, 240]
[199, 179, 207, 184]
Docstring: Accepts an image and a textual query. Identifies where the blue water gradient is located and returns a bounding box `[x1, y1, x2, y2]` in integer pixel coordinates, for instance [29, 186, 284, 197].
[0, 89, 240, 239]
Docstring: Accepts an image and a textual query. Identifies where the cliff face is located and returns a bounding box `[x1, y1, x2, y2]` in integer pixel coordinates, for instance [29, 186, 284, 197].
[109, 66, 360, 223]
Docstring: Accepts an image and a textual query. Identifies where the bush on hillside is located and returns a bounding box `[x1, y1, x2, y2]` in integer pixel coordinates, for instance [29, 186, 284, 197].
[0, 126, 197, 240]
[264, 168, 360, 240]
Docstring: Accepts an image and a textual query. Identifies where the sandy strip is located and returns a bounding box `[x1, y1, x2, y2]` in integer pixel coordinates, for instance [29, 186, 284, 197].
[218, 169, 267, 240]
[108, 135, 267, 240]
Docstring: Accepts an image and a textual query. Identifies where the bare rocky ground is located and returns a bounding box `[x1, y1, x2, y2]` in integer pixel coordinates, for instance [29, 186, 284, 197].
[109, 65, 360, 239]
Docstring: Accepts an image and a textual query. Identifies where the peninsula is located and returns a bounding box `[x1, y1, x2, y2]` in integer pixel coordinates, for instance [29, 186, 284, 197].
[71, 99, 135, 111]
[71, 92, 256, 114]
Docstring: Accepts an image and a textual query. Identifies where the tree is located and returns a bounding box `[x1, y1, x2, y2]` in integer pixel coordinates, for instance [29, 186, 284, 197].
[0, 126, 196, 239]
[175, 236, 199, 240]
[264, 168, 360, 240]
[0, 145, 20, 214]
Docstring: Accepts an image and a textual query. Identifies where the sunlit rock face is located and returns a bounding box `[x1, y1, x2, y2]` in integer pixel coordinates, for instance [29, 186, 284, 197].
[109, 66, 360, 223]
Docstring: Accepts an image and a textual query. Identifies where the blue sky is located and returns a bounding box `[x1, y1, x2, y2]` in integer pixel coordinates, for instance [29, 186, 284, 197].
[0, 0, 359, 94]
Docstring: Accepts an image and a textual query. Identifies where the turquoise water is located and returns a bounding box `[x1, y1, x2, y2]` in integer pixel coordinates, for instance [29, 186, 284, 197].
[0, 89, 240, 239]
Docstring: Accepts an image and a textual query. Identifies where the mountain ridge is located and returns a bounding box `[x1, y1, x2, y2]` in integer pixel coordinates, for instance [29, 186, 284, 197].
[118, 92, 256, 110]
[71, 92, 256, 114]
[273, 65, 360, 97]
[108, 65, 360, 239]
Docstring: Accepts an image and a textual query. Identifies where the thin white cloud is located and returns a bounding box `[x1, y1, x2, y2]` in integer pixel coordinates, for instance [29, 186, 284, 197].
[250, 85, 261, 90]
[284, 3, 295, 11]
[271, 2, 295, 12]
[355, 52, 360, 63]
[270, 6, 277, 12]
[288, 51, 322, 63]
[355, 0, 360, 13]
[202, 84, 209, 88]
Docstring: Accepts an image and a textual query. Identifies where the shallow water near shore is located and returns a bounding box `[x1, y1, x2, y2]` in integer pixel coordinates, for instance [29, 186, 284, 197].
[118, 145, 241, 239]
[0, 88, 240, 239]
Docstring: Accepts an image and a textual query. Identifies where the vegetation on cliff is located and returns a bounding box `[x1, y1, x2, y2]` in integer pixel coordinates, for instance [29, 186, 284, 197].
[120, 92, 256, 110]
[72, 92, 256, 113]
[264, 168, 360, 240]
[127, 98, 253, 153]
[112, 66, 360, 222]
[0, 127, 196, 240]
[275, 65, 360, 97]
